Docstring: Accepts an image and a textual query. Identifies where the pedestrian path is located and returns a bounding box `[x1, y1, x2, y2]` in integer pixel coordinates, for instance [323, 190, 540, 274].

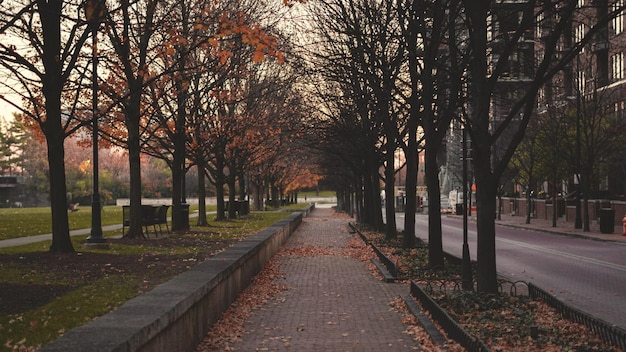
[0, 223, 124, 248]
[225, 208, 419, 351]
[492, 214, 626, 243]
[0, 212, 203, 249]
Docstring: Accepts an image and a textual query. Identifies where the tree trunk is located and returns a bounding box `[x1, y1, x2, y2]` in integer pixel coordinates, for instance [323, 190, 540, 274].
[364, 170, 384, 231]
[424, 143, 444, 268]
[47, 128, 73, 253]
[171, 99, 187, 232]
[400, 3, 422, 249]
[40, 0, 73, 253]
[366, 158, 384, 231]
[463, 0, 500, 293]
[355, 175, 363, 223]
[403, 119, 419, 248]
[238, 169, 246, 200]
[583, 170, 591, 232]
[215, 156, 226, 221]
[124, 86, 144, 239]
[251, 177, 263, 211]
[271, 183, 279, 208]
[126, 124, 143, 238]
[384, 141, 397, 240]
[525, 186, 532, 224]
[475, 170, 499, 293]
[171, 149, 183, 231]
[196, 163, 208, 226]
[228, 173, 236, 219]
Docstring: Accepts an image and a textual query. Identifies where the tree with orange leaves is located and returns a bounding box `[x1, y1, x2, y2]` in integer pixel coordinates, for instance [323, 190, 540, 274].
[241, 60, 314, 209]
[138, 0, 287, 224]
[97, 0, 289, 236]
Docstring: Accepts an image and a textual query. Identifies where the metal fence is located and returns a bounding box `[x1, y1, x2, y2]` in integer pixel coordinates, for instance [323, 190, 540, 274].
[410, 281, 491, 352]
[529, 282, 626, 349]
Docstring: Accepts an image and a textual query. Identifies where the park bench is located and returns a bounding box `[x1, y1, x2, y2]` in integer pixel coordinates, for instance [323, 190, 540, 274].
[223, 200, 250, 216]
[122, 204, 170, 238]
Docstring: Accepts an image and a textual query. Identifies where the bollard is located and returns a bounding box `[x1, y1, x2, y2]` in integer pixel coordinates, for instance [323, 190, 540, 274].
[622, 215, 626, 236]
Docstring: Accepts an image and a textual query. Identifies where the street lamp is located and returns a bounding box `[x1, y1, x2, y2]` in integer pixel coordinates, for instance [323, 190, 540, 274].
[84, 0, 109, 248]
[566, 92, 583, 230]
[574, 90, 583, 230]
[461, 120, 473, 291]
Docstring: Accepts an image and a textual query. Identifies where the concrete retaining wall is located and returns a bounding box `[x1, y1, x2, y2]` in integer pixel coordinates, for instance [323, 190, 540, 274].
[500, 197, 626, 226]
[40, 205, 315, 352]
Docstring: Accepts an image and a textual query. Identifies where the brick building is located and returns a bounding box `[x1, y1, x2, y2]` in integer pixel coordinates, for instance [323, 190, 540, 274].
[495, 0, 626, 200]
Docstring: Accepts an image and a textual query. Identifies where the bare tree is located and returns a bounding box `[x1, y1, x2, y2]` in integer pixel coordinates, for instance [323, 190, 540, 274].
[306, 0, 407, 236]
[400, 0, 465, 263]
[97, 0, 172, 238]
[0, 0, 94, 252]
[462, 0, 626, 292]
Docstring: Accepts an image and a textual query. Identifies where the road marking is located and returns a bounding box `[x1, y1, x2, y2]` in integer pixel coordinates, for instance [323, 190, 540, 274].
[498, 237, 626, 272]
[410, 216, 626, 272]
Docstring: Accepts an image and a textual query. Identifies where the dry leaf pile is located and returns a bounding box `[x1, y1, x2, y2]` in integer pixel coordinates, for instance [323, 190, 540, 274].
[197, 213, 433, 351]
[196, 257, 288, 351]
[278, 245, 338, 257]
[357, 228, 622, 352]
[390, 297, 465, 352]
[196, 215, 621, 352]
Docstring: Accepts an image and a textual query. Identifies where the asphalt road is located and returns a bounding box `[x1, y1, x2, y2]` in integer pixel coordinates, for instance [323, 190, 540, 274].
[397, 213, 626, 330]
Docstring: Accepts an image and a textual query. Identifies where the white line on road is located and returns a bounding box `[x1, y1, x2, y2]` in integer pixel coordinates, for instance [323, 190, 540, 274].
[498, 237, 626, 273]
[407, 215, 626, 272]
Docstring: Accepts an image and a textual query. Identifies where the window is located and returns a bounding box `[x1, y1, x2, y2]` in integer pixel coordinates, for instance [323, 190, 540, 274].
[577, 70, 586, 93]
[614, 101, 626, 123]
[536, 12, 543, 39]
[611, 52, 624, 81]
[575, 24, 586, 52]
[613, 0, 624, 35]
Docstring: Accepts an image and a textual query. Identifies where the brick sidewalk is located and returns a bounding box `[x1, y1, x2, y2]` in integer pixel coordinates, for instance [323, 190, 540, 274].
[226, 208, 420, 351]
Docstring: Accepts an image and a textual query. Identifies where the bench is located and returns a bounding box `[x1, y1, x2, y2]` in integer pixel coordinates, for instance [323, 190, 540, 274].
[224, 200, 250, 216]
[122, 205, 170, 238]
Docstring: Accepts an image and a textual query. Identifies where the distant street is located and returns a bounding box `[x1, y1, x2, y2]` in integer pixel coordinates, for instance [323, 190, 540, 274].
[396, 213, 626, 329]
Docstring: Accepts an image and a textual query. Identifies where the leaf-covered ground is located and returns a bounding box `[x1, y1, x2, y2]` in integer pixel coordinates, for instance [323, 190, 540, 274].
[197, 214, 621, 351]
[0, 234, 239, 351]
[6, 211, 619, 351]
[196, 213, 463, 352]
[360, 229, 621, 352]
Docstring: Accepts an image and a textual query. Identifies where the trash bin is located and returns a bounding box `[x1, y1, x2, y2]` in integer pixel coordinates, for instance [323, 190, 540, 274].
[180, 203, 189, 230]
[395, 196, 405, 212]
[599, 208, 615, 234]
[237, 200, 249, 215]
[455, 203, 463, 215]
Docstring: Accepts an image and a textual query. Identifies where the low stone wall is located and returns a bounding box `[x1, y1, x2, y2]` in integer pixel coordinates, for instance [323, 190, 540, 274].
[500, 197, 626, 226]
[40, 204, 315, 352]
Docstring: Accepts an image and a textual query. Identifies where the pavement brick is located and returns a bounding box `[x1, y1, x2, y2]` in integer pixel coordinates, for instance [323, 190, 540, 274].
[227, 208, 420, 352]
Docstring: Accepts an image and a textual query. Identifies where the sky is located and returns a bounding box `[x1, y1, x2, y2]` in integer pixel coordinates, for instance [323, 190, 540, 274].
[0, 98, 18, 121]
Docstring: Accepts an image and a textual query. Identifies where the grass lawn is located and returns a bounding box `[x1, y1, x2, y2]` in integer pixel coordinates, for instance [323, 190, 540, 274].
[0, 205, 208, 241]
[299, 190, 335, 198]
[0, 207, 299, 352]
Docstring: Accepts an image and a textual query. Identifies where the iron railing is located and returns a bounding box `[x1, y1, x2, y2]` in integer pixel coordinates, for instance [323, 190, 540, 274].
[410, 281, 491, 352]
[529, 282, 626, 349]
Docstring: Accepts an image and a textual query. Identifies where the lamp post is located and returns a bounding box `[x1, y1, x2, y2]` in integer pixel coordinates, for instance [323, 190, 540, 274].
[574, 90, 583, 230]
[566, 72, 583, 229]
[571, 55, 583, 229]
[461, 121, 473, 291]
[84, 0, 108, 248]
[566, 94, 583, 229]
